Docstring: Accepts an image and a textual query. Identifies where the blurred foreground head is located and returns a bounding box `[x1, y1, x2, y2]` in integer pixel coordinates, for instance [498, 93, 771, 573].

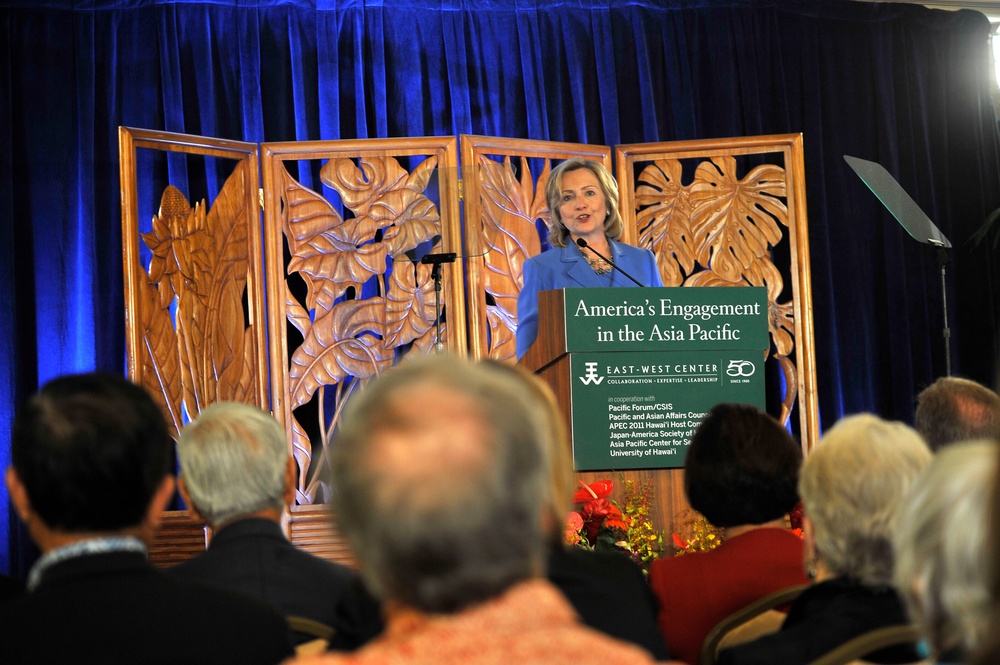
[894, 441, 995, 659]
[329, 354, 552, 614]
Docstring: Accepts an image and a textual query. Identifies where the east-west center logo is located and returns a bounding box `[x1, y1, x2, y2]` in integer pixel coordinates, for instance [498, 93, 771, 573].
[579, 361, 604, 385]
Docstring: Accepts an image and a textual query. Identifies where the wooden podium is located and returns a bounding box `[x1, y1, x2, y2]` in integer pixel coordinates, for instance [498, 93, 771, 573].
[519, 289, 573, 427]
[518, 285, 770, 548]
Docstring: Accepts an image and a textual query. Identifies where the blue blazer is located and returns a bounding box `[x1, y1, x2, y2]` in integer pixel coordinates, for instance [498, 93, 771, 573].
[516, 240, 663, 359]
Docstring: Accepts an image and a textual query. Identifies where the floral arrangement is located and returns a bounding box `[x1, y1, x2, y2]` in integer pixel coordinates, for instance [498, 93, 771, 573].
[671, 511, 723, 555]
[565, 477, 664, 570]
[670, 501, 806, 556]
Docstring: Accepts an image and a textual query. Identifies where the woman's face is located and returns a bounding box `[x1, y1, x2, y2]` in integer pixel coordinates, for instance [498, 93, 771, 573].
[557, 168, 608, 244]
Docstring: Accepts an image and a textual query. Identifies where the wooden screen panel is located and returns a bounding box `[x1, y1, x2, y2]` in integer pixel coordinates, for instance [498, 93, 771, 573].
[616, 133, 819, 453]
[147, 512, 210, 570]
[120, 127, 270, 565]
[459, 138, 696, 552]
[460, 136, 612, 362]
[119, 126, 269, 432]
[260, 138, 464, 564]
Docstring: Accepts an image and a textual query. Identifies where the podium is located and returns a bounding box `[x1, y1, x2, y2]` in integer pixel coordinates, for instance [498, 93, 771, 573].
[520, 286, 769, 471]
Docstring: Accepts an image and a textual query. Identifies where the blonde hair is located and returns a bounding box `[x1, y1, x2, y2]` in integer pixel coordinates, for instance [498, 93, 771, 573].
[544, 158, 623, 248]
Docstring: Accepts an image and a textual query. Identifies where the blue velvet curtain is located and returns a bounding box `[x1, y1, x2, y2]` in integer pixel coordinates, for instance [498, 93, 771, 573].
[2, 0, 999, 576]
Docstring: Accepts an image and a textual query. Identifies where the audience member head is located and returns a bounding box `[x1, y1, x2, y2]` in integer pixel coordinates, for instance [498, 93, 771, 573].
[894, 441, 995, 660]
[330, 354, 550, 614]
[684, 403, 802, 529]
[545, 158, 623, 247]
[7, 372, 173, 547]
[914, 376, 1000, 451]
[800, 414, 931, 586]
[973, 439, 1000, 665]
[480, 359, 573, 547]
[176, 401, 294, 528]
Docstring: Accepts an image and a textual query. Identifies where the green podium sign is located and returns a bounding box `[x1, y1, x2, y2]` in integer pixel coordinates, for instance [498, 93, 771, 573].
[520, 286, 769, 471]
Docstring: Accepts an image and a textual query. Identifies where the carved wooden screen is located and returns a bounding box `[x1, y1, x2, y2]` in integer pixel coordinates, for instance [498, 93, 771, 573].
[121, 129, 818, 565]
[259, 138, 464, 562]
[461, 136, 611, 361]
[616, 133, 819, 452]
[119, 127, 270, 565]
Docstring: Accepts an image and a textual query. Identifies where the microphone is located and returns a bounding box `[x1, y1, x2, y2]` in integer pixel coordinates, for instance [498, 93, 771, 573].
[575, 238, 646, 287]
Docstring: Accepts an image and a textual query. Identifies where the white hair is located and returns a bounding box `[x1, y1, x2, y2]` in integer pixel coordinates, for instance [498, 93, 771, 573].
[177, 402, 288, 527]
[894, 440, 996, 657]
[800, 413, 932, 585]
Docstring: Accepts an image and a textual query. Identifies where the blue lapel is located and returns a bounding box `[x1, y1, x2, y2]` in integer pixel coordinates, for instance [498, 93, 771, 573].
[560, 239, 611, 288]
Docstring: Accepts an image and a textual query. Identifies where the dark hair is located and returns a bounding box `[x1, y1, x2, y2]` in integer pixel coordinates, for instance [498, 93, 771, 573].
[915, 377, 1000, 452]
[684, 403, 802, 528]
[11, 372, 172, 532]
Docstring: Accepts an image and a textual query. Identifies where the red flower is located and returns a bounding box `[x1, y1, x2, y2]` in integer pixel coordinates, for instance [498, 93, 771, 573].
[573, 479, 614, 503]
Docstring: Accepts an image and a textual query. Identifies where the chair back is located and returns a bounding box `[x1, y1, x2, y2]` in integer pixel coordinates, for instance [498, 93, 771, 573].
[287, 615, 336, 657]
[805, 624, 923, 665]
[700, 583, 809, 665]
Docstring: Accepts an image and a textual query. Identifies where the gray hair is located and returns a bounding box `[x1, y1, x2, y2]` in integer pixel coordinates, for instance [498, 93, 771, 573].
[177, 402, 288, 527]
[330, 354, 551, 614]
[479, 359, 574, 546]
[894, 441, 996, 657]
[915, 377, 1000, 452]
[544, 158, 624, 248]
[800, 413, 932, 586]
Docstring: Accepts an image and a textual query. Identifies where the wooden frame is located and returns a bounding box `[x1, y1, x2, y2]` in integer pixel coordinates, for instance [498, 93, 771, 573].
[120, 129, 818, 566]
[460, 136, 611, 361]
[259, 138, 464, 559]
[616, 133, 819, 452]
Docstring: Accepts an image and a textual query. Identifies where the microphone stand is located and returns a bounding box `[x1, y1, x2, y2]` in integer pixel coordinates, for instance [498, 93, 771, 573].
[930, 240, 952, 376]
[420, 252, 457, 352]
[575, 238, 646, 287]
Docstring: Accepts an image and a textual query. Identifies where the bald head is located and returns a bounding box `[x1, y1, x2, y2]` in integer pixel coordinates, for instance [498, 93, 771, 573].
[330, 355, 553, 614]
[915, 377, 1000, 451]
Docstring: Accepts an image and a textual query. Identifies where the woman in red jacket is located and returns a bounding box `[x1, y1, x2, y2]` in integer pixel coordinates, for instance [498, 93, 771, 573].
[648, 403, 807, 665]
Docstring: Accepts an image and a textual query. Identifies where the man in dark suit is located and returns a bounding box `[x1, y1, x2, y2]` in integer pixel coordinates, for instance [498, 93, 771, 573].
[168, 401, 359, 644]
[0, 372, 293, 665]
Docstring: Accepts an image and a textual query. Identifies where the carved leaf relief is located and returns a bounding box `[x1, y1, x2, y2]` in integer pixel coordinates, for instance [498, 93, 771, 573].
[288, 297, 393, 410]
[280, 154, 445, 493]
[632, 153, 799, 420]
[136, 262, 184, 438]
[636, 160, 697, 286]
[384, 261, 437, 349]
[479, 156, 550, 358]
[688, 158, 786, 282]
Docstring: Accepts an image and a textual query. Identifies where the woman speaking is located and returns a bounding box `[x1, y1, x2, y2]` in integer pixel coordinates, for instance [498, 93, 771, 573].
[516, 158, 663, 359]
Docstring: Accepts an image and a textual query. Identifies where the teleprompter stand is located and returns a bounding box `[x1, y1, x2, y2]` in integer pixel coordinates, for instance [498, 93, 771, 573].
[844, 155, 954, 376]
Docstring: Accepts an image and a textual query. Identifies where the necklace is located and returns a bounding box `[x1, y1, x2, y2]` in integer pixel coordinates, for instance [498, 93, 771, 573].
[584, 253, 612, 275]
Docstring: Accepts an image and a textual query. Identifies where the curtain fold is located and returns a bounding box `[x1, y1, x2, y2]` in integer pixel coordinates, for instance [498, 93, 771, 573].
[2, 0, 999, 575]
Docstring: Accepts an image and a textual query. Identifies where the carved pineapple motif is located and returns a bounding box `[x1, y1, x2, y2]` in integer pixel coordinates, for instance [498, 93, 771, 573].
[136, 161, 259, 438]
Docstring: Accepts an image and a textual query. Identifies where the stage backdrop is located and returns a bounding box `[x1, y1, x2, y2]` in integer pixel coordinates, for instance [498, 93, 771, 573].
[2, 0, 999, 576]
